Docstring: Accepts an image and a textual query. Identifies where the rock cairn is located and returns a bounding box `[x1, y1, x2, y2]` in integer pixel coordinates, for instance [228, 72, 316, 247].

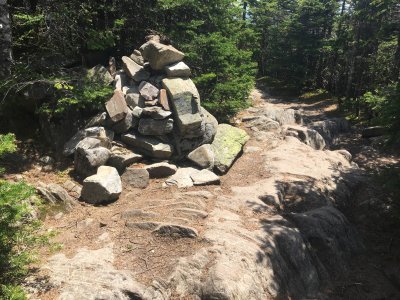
[64, 38, 249, 204]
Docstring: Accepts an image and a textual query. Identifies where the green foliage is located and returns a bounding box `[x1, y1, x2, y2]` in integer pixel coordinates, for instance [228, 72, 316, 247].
[38, 79, 113, 119]
[0, 135, 46, 299]
[359, 83, 400, 130]
[0, 134, 16, 158]
[87, 29, 116, 51]
[158, 0, 257, 121]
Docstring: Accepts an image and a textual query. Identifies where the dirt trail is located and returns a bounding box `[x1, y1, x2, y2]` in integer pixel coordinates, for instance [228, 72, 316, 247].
[22, 88, 400, 299]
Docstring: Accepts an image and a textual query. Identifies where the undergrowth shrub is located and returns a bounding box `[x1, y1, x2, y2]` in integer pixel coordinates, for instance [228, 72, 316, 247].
[0, 134, 46, 300]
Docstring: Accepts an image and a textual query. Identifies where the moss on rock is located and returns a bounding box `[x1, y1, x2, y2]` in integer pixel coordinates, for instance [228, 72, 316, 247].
[211, 124, 249, 173]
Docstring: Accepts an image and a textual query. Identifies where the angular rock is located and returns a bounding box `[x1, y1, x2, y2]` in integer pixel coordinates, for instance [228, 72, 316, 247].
[153, 224, 198, 238]
[132, 106, 143, 118]
[126, 91, 144, 109]
[165, 61, 191, 78]
[85, 112, 107, 129]
[130, 49, 144, 66]
[111, 109, 135, 134]
[139, 81, 159, 101]
[138, 118, 173, 136]
[145, 162, 177, 178]
[105, 91, 129, 123]
[114, 72, 128, 91]
[162, 78, 203, 138]
[81, 166, 122, 204]
[142, 106, 172, 120]
[121, 56, 150, 82]
[74, 146, 111, 177]
[86, 65, 113, 85]
[211, 124, 249, 173]
[190, 169, 220, 186]
[63, 127, 112, 156]
[158, 89, 170, 111]
[188, 144, 215, 169]
[121, 168, 149, 189]
[122, 133, 173, 159]
[140, 41, 185, 70]
[108, 146, 143, 173]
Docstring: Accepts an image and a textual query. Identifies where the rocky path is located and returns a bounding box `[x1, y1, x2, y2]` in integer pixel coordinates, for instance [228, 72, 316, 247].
[26, 88, 400, 299]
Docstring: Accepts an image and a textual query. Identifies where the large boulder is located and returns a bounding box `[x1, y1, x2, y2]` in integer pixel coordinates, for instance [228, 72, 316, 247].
[162, 78, 203, 138]
[74, 146, 111, 177]
[121, 56, 150, 82]
[140, 41, 184, 70]
[105, 91, 129, 123]
[122, 133, 173, 159]
[81, 166, 122, 204]
[211, 124, 249, 173]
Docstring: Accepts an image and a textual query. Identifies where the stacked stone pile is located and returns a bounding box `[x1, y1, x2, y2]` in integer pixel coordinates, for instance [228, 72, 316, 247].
[63, 38, 249, 204]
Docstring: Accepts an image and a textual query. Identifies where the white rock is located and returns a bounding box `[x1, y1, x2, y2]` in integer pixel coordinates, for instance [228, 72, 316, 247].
[165, 61, 191, 77]
[81, 166, 122, 204]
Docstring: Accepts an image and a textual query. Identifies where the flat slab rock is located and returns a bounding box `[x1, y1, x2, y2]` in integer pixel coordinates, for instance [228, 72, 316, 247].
[165, 167, 220, 188]
[121, 133, 173, 159]
[145, 162, 177, 178]
[45, 245, 149, 299]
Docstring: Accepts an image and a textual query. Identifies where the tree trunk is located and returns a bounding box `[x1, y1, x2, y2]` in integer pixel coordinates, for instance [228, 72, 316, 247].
[242, 1, 248, 21]
[0, 0, 12, 79]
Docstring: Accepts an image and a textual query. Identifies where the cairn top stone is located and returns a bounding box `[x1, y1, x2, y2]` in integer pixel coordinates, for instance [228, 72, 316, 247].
[140, 41, 184, 71]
